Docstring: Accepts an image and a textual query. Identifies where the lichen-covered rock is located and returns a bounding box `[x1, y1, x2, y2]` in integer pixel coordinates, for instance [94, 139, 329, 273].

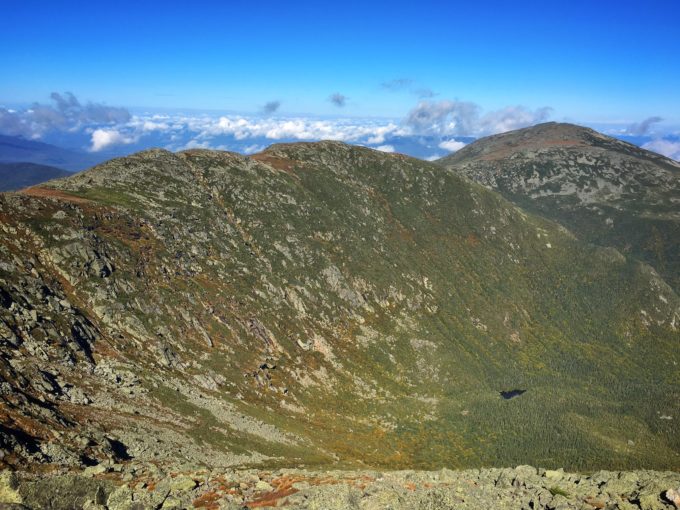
[169, 475, 196, 493]
[666, 488, 680, 508]
[0, 470, 21, 505]
[0, 465, 679, 510]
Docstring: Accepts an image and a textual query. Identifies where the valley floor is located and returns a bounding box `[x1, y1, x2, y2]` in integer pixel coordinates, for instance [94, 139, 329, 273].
[1, 464, 679, 509]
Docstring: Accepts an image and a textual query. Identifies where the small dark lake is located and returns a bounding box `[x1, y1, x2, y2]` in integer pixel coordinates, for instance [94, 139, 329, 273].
[500, 389, 526, 400]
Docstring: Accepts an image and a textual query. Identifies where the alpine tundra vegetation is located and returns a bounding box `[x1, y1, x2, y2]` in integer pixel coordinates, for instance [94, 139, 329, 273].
[0, 128, 679, 509]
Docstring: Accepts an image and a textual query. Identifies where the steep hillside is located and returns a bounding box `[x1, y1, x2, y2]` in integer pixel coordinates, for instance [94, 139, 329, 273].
[438, 122, 680, 291]
[0, 162, 72, 191]
[0, 142, 678, 476]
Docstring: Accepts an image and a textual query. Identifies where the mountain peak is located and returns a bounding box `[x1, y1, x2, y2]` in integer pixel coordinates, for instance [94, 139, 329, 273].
[440, 122, 652, 166]
[438, 123, 680, 291]
[257, 139, 394, 163]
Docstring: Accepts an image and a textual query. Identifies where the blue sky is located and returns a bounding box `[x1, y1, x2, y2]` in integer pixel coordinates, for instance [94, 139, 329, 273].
[2, 0, 679, 120]
[1, 1, 679, 161]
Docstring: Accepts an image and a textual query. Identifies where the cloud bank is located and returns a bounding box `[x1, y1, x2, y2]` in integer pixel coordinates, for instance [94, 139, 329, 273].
[0, 93, 557, 158]
[0, 92, 130, 139]
[14, 92, 680, 162]
[642, 139, 680, 160]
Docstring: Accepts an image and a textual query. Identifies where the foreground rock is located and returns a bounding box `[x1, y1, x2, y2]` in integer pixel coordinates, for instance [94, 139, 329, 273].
[1, 465, 679, 509]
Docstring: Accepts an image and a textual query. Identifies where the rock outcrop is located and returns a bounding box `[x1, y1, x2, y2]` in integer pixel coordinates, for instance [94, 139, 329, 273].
[3, 466, 680, 510]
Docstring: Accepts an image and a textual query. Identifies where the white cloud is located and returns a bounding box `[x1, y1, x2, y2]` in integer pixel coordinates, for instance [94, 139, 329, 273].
[177, 138, 231, 151]
[243, 144, 265, 154]
[405, 100, 479, 136]
[404, 100, 552, 136]
[77, 111, 680, 162]
[480, 106, 552, 134]
[366, 124, 399, 144]
[642, 139, 680, 161]
[265, 120, 320, 140]
[141, 120, 170, 132]
[425, 154, 443, 161]
[0, 94, 551, 157]
[189, 115, 401, 144]
[375, 145, 395, 153]
[101, 105, 547, 158]
[180, 139, 212, 150]
[438, 139, 466, 152]
[90, 128, 137, 152]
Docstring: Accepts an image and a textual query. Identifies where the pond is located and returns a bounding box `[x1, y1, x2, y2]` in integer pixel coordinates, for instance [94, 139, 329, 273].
[500, 389, 526, 400]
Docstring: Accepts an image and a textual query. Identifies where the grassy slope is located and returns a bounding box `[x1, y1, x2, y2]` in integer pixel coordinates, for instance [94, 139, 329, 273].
[1, 142, 678, 472]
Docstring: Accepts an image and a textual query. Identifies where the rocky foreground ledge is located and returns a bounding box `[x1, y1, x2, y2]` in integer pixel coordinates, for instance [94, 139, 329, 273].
[1, 465, 679, 510]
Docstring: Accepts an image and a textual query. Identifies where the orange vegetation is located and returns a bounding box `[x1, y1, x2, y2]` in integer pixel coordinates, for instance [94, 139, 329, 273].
[21, 186, 92, 204]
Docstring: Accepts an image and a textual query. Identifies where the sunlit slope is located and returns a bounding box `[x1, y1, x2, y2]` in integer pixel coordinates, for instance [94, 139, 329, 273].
[0, 141, 677, 472]
[438, 122, 680, 292]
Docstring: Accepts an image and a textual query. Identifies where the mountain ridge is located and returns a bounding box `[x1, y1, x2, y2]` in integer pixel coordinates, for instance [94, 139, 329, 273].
[0, 137, 678, 481]
[441, 122, 680, 167]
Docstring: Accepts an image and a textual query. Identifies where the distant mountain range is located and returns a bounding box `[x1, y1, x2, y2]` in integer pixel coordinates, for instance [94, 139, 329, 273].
[0, 134, 101, 171]
[0, 162, 73, 191]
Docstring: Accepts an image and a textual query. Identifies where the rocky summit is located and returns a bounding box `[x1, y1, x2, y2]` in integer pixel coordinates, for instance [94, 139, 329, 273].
[437, 122, 680, 292]
[0, 136, 679, 508]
